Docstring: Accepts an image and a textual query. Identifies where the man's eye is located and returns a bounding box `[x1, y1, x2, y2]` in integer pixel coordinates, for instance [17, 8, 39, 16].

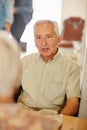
[36, 36, 41, 39]
[46, 35, 52, 38]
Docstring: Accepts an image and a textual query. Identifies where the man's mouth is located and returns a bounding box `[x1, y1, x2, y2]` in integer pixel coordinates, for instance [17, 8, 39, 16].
[42, 47, 49, 52]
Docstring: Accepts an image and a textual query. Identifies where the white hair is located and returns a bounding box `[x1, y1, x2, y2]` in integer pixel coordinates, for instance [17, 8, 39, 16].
[0, 30, 21, 96]
[33, 19, 59, 36]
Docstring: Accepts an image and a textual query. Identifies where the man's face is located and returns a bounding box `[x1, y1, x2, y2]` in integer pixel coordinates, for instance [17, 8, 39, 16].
[34, 23, 59, 59]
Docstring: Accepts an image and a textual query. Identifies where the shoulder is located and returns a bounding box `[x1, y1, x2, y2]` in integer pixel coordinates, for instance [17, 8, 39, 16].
[20, 53, 39, 69]
[58, 53, 80, 71]
[21, 52, 39, 63]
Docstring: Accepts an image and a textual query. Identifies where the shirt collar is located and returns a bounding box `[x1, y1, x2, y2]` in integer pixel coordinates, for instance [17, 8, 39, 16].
[39, 49, 60, 63]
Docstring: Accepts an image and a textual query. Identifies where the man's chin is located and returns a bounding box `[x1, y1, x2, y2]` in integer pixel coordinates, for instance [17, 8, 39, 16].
[41, 53, 50, 57]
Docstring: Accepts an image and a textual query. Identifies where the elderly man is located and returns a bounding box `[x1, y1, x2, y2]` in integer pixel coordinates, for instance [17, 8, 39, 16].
[18, 20, 80, 116]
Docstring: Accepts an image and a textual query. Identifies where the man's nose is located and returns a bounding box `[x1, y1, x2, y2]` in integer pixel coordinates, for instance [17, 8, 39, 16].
[42, 37, 47, 46]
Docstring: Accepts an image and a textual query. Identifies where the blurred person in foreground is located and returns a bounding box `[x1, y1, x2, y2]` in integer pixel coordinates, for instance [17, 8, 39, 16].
[0, 30, 20, 103]
[18, 20, 80, 116]
[0, 0, 14, 32]
[0, 30, 59, 130]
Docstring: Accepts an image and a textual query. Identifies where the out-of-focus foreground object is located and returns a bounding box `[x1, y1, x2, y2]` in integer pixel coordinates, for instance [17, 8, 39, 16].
[0, 104, 60, 130]
[0, 30, 21, 103]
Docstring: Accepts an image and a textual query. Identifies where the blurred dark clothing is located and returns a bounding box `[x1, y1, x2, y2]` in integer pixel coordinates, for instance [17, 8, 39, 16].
[11, 0, 33, 51]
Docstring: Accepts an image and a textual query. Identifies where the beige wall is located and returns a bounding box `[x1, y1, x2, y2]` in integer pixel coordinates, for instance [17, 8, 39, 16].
[61, 0, 87, 24]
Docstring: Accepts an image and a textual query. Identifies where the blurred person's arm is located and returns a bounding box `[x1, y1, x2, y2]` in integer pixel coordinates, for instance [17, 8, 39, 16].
[5, 22, 12, 32]
[5, 0, 15, 31]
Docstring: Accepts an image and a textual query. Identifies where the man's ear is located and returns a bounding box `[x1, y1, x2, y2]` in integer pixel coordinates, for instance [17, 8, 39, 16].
[57, 36, 62, 46]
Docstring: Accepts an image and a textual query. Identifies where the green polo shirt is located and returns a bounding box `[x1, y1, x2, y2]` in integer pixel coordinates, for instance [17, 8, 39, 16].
[18, 52, 80, 113]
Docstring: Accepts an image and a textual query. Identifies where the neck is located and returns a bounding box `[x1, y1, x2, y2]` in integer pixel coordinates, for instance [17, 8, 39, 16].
[42, 55, 54, 62]
[42, 49, 58, 62]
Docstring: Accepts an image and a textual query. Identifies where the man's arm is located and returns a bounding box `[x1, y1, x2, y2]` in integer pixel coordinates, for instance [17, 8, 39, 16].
[61, 60, 80, 116]
[60, 97, 79, 116]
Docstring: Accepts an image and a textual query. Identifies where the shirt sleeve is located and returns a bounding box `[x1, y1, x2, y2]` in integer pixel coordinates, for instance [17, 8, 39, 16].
[66, 63, 81, 98]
